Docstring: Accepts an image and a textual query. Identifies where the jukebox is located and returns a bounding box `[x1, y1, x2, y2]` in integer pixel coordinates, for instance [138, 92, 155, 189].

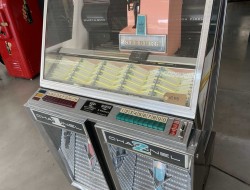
[25, 0, 227, 189]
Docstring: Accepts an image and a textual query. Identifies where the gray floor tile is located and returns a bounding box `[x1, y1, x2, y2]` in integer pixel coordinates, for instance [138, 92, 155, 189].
[218, 3, 250, 92]
[204, 2, 250, 189]
[0, 74, 75, 190]
[226, 2, 250, 20]
[213, 89, 250, 139]
[0, 65, 12, 86]
[205, 167, 250, 190]
[221, 30, 249, 61]
[0, 116, 74, 190]
[219, 42, 250, 91]
[212, 132, 250, 184]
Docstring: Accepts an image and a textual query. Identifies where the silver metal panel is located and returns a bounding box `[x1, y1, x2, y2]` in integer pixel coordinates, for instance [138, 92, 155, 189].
[61, 130, 76, 175]
[74, 134, 109, 190]
[189, 0, 215, 118]
[108, 145, 137, 190]
[25, 91, 198, 154]
[107, 144, 192, 190]
[40, 0, 48, 83]
[200, 0, 228, 148]
[60, 130, 109, 189]
[96, 122, 197, 156]
[26, 104, 110, 189]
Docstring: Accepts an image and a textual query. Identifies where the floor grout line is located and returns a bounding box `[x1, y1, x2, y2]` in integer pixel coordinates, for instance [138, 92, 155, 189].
[217, 88, 250, 95]
[210, 165, 250, 187]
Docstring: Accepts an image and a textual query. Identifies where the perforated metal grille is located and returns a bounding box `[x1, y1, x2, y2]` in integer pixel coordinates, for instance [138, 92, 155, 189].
[60, 131, 109, 190]
[108, 144, 191, 190]
[74, 134, 109, 190]
[108, 145, 137, 190]
[61, 130, 76, 175]
[134, 155, 191, 190]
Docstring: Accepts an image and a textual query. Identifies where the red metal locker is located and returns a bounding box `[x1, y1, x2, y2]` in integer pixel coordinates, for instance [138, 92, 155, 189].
[0, 0, 42, 79]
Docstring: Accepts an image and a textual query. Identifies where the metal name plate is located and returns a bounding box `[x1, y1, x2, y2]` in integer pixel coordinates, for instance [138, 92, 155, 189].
[119, 34, 167, 53]
[81, 101, 113, 117]
[31, 110, 85, 135]
[104, 131, 187, 168]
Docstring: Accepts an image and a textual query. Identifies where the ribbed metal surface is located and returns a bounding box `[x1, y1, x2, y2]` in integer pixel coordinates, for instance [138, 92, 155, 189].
[108, 145, 137, 190]
[12, 62, 23, 73]
[74, 134, 109, 190]
[61, 130, 76, 175]
[60, 131, 109, 190]
[108, 144, 191, 190]
[42, 124, 62, 149]
[134, 155, 191, 190]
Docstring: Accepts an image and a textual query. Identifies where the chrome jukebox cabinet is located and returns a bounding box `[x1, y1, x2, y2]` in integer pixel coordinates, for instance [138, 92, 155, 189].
[25, 0, 227, 189]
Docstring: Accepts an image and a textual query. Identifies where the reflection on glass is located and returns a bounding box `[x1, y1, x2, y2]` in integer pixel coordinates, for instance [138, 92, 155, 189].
[149, 161, 171, 190]
[43, 0, 209, 108]
[45, 54, 194, 106]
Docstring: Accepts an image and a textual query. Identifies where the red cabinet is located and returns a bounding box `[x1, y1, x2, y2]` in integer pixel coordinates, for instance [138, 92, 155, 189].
[0, 0, 42, 79]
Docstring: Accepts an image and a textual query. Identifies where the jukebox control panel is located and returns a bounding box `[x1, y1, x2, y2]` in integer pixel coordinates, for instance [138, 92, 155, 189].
[116, 108, 189, 140]
[31, 89, 193, 146]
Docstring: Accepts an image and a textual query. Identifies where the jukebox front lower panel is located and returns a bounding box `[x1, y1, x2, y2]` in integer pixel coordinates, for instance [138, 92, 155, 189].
[26, 89, 200, 190]
[96, 127, 192, 190]
[108, 144, 191, 190]
[36, 122, 109, 190]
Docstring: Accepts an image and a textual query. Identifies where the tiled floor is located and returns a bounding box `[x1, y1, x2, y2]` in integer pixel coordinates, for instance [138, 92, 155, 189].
[206, 1, 250, 189]
[0, 2, 250, 190]
[0, 74, 75, 190]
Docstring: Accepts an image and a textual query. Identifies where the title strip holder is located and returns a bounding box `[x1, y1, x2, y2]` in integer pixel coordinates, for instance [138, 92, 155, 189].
[119, 34, 167, 53]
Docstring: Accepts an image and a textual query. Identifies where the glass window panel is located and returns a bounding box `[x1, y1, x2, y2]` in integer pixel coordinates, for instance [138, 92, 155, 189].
[43, 0, 212, 108]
